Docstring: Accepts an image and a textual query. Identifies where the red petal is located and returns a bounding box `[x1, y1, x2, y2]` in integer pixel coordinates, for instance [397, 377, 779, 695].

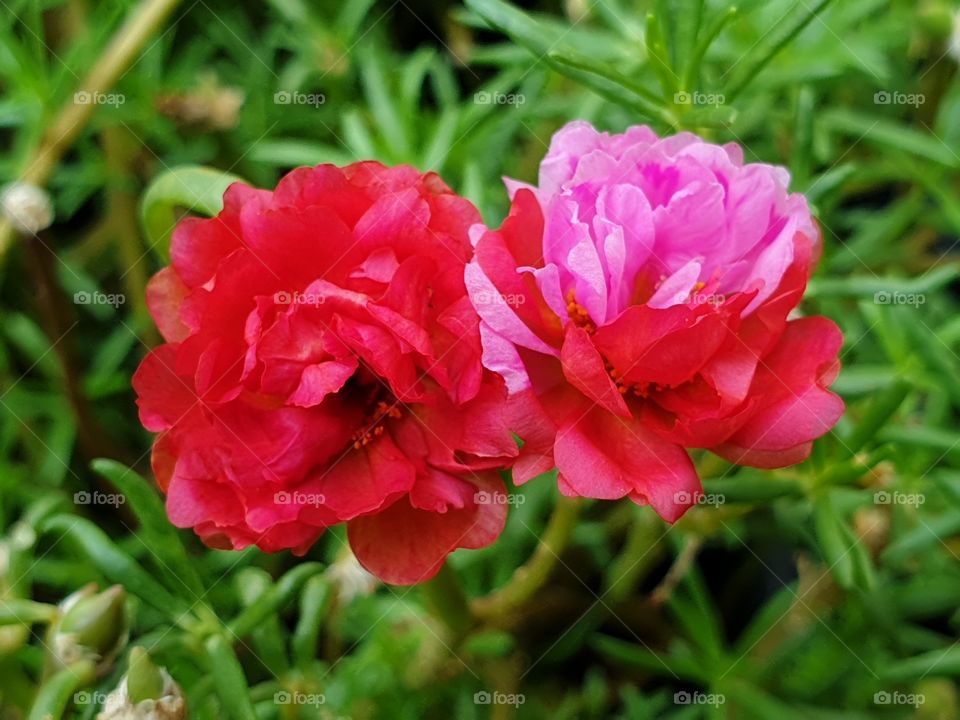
[310, 433, 417, 522]
[347, 473, 507, 585]
[560, 324, 631, 418]
[133, 345, 196, 431]
[553, 404, 699, 522]
[146, 268, 190, 342]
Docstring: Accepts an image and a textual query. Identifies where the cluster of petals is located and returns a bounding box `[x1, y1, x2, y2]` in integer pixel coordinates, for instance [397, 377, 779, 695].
[134, 122, 844, 583]
[466, 121, 844, 521]
[134, 162, 526, 584]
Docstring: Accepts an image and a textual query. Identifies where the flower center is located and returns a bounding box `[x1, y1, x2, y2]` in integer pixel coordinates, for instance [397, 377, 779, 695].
[566, 291, 596, 333]
[351, 394, 403, 450]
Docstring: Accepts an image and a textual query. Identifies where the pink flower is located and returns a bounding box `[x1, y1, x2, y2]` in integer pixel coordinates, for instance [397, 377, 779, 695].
[133, 162, 529, 585]
[467, 121, 844, 521]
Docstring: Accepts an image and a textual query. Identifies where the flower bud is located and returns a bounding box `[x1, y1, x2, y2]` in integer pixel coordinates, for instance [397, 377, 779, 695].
[97, 647, 186, 720]
[0, 182, 53, 235]
[126, 647, 165, 703]
[48, 584, 128, 675]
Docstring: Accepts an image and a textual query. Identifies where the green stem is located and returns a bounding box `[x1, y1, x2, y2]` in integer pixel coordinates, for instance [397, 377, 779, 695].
[421, 563, 473, 637]
[471, 496, 581, 620]
[27, 659, 96, 720]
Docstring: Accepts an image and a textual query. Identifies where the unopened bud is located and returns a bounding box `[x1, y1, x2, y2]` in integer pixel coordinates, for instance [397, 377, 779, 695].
[49, 584, 128, 674]
[0, 182, 53, 235]
[127, 647, 165, 703]
[97, 647, 186, 720]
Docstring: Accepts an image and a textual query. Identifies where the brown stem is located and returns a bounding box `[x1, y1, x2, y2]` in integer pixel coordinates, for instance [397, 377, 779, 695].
[24, 231, 130, 463]
[650, 536, 703, 606]
[0, 0, 185, 258]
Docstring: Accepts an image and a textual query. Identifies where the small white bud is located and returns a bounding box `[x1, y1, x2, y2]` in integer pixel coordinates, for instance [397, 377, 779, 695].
[1, 182, 53, 235]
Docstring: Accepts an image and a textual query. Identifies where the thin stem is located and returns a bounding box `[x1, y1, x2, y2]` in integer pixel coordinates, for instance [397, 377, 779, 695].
[650, 535, 703, 606]
[0, 0, 184, 258]
[25, 231, 132, 463]
[471, 496, 581, 620]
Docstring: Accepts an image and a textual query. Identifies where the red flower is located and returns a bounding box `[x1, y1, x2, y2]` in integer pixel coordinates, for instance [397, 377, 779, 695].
[133, 162, 525, 585]
[467, 123, 844, 522]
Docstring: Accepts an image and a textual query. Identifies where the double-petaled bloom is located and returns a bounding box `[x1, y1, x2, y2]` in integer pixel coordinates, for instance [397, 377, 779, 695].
[134, 163, 526, 584]
[134, 122, 844, 583]
[466, 121, 844, 521]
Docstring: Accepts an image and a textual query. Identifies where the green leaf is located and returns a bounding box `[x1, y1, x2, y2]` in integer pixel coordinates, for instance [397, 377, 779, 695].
[465, 0, 555, 55]
[467, 0, 673, 124]
[91, 459, 204, 598]
[822, 109, 960, 169]
[645, 12, 677, 97]
[671, 0, 704, 75]
[791, 86, 816, 186]
[247, 139, 356, 167]
[228, 562, 324, 638]
[359, 46, 411, 161]
[701, 475, 804, 503]
[676, 103, 738, 129]
[39, 515, 187, 618]
[806, 265, 960, 300]
[547, 50, 674, 124]
[723, 679, 810, 720]
[883, 512, 960, 565]
[140, 165, 245, 261]
[291, 574, 332, 669]
[842, 380, 911, 456]
[236, 568, 289, 674]
[463, 629, 516, 658]
[27, 659, 96, 720]
[669, 567, 725, 663]
[882, 645, 960, 681]
[206, 634, 257, 720]
[590, 634, 707, 681]
[726, 0, 838, 102]
[680, 7, 737, 91]
[0, 599, 56, 626]
[812, 493, 855, 590]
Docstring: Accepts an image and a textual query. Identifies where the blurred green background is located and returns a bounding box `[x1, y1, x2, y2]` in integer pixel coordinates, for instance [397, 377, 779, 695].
[2, 0, 960, 718]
